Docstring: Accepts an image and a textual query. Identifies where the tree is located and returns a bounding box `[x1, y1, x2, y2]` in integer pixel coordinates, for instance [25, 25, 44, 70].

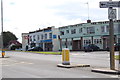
[3, 31, 18, 47]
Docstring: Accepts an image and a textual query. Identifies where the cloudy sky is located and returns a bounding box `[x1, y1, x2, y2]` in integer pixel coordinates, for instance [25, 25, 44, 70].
[0, 0, 119, 42]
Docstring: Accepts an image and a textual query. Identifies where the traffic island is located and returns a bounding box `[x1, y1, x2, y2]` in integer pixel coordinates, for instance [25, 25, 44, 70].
[58, 48, 90, 68]
[0, 56, 10, 58]
[57, 64, 90, 68]
[91, 68, 120, 75]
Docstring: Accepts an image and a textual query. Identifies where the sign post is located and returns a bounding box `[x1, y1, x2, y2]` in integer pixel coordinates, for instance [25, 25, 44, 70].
[100, 0, 120, 70]
[1, 0, 5, 58]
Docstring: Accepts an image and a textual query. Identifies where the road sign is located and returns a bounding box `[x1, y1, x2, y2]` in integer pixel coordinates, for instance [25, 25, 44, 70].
[100, 1, 120, 8]
[108, 8, 116, 19]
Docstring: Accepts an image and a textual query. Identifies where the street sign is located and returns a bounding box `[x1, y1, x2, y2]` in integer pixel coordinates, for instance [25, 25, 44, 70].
[108, 8, 116, 19]
[100, 1, 120, 8]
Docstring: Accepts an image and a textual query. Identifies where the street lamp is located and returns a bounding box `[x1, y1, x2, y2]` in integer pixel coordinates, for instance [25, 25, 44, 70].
[1, 0, 5, 58]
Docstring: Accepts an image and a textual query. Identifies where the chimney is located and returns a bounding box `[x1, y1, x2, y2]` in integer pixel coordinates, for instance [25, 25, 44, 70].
[87, 20, 91, 23]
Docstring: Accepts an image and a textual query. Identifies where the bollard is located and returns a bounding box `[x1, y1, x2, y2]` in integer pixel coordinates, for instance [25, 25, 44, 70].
[62, 48, 70, 65]
[2, 49, 5, 58]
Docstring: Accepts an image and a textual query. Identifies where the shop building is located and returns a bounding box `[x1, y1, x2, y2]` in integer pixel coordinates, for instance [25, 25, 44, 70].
[59, 20, 120, 50]
[28, 26, 59, 51]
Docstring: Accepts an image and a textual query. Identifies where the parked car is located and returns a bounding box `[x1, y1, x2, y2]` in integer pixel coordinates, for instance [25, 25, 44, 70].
[106, 43, 120, 51]
[84, 44, 100, 52]
[114, 43, 120, 51]
[28, 46, 43, 51]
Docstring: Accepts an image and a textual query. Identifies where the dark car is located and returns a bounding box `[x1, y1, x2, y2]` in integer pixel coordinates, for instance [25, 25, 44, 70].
[114, 43, 120, 51]
[28, 46, 43, 51]
[84, 44, 100, 52]
[106, 43, 120, 51]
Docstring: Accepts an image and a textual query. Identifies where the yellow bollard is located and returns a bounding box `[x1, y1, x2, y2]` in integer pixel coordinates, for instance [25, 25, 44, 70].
[2, 49, 5, 58]
[62, 48, 70, 65]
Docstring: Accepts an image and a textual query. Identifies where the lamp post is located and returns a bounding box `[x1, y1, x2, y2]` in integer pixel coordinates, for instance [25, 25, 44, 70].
[1, 0, 5, 58]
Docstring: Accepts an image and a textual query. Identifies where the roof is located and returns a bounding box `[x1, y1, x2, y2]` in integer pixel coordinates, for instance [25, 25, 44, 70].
[8, 40, 22, 45]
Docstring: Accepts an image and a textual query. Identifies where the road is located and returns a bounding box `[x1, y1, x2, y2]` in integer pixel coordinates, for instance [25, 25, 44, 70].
[1, 51, 119, 78]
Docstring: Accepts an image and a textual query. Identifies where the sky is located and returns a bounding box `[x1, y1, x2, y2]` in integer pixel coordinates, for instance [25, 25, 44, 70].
[0, 0, 119, 42]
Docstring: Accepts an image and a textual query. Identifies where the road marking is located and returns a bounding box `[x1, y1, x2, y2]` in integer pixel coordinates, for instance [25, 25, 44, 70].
[71, 54, 79, 56]
[110, 75, 118, 78]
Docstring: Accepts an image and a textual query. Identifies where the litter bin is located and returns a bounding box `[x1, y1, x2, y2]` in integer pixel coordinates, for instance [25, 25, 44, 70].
[62, 48, 70, 65]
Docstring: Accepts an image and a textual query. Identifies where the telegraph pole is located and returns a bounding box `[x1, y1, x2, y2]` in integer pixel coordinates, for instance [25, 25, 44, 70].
[109, 0, 115, 70]
[100, 0, 120, 70]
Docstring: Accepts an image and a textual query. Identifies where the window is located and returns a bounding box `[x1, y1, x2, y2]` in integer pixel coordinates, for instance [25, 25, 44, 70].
[45, 34, 47, 39]
[101, 26, 105, 32]
[30, 36, 32, 41]
[66, 30, 69, 34]
[101, 25, 109, 33]
[94, 39, 102, 44]
[60, 31, 64, 35]
[41, 34, 43, 40]
[37, 35, 39, 40]
[49, 33, 52, 39]
[106, 25, 109, 32]
[87, 27, 95, 34]
[84, 40, 91, 45]
[79, 28, 82, 33]
[71, 29, 76, 34]
[33, 35, 36, 41]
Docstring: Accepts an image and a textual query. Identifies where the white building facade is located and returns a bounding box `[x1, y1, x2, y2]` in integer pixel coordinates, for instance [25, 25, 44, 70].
[29, 26, 60, 51]
[22, 33, 29, 51]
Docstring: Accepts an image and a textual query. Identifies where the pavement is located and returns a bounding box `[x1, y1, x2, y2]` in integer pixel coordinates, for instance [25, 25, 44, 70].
[91, 68, 120, 75]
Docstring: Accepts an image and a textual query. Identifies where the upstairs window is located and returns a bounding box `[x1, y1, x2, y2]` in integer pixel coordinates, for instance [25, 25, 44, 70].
[66, 30, 69, 34]
[33, 35, 36, 41]
[49, 33, 52, 39]
[41, 34, 44, 40]
[71, 29, 76, 34]
[45, 34, 47, 39]
[79, 28, 82, 33]
[37, 35, 39, 40]
[87, 27, 95, 34]
[60, 31, 64, 35]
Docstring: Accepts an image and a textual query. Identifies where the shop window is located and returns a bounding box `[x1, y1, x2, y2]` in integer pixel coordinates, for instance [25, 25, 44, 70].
[88, 40, 91, 44]
[97, 39, 99, 44]
[94, 39, 96, 44]
[99, 39, 102, 44]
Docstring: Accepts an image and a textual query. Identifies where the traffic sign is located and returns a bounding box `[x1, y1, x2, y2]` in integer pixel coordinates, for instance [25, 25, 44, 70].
[100, 1, 120, 8]
[108, 8, 116, 19]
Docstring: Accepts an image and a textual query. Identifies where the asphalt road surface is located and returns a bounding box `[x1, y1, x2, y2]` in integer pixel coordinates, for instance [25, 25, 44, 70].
[1, 51, 119, 78]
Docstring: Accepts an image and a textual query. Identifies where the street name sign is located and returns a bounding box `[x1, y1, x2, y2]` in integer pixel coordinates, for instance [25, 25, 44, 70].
[100, 1, 120, 8]
[108, 8, 116, 19]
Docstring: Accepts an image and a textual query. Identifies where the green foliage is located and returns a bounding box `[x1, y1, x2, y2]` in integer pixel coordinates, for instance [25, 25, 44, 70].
[115, 55, 120, 60]
[3, 31, 18, 47]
